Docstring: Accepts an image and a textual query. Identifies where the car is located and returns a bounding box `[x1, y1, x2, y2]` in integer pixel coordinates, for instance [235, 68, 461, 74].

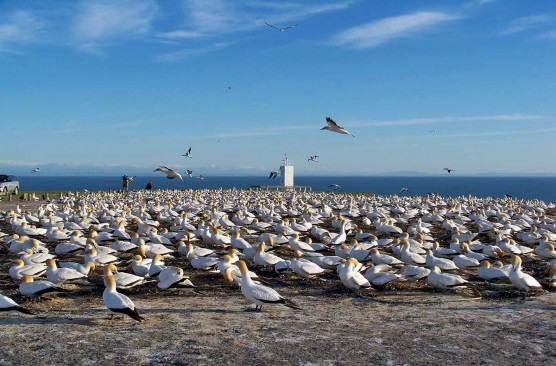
[0, 175, 19, 194]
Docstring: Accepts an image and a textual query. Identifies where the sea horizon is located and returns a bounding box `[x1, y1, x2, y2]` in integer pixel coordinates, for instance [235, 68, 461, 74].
[15, 175, 556, 202]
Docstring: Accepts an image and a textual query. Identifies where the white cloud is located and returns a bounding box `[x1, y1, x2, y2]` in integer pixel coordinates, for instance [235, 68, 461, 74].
[154, 41, 231, 62]
[500, 15, 552, 35]
[0, 11, 45, 47]
[347, 114, 548, 127]
[71, 0, 158, 53]
[331, 11, 461, 49]
[178, 0, 352, 35]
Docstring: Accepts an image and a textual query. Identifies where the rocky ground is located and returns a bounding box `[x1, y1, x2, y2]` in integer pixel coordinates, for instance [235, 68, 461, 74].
[0, 198, 554, 365]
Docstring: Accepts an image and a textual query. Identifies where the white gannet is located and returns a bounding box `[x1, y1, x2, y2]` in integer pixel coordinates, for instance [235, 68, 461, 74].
[478, 260, 508, 280]
[321, 117, 355, 137]
[400, 241, 426, 265]
[400, 265, 430, 280]
[427, 266, 468, 289]
[157, 267, 197, 291]
[104, 264, 152, 289]
[508, 255, 542, 292]
[154, 166, 183, 181]
[237, 260, 301, 311]
[182, 147, 192, 158]
[9, 260, 47, 280]
[368, 248, 403, 265]
[425, 250, 458, 270]
[0, 293, 34, 315]
[339, 258, 373, 291]
[59, 261, 96, 276]
[19, 275, 71, 297]
[46, 259, 89, 284]
[254, 242, 283, 266]
[290, 251, 325, 278]
[103, 275, 145, 322]
[131, 255, 152, 277]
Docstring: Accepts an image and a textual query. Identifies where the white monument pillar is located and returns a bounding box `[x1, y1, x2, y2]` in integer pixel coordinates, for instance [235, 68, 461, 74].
[280, 154, 294, 187]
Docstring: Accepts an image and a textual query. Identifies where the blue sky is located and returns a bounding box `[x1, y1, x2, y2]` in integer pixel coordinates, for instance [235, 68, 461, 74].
[1, 0, 555, 176]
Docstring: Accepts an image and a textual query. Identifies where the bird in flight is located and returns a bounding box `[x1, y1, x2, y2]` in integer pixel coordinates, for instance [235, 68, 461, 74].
[321, 117, 355, 137]
[308, 155, 319, 162]
[269, 171, 278, 179]
[154, 166, 183, 181]
[399, 187, 409, 194]
[186, 169, 193, 178]
[329, 184, 341, 191]
[182, 147, 192, 158]
[265, 22, 297, 32]
[443, 168, 455, 173]
[128, 176, 136, 181]
[31, 168, 41, 173]
[196, 174, 205, 180]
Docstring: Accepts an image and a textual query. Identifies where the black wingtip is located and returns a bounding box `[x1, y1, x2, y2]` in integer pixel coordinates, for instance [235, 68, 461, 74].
[16, 306, 35, 315]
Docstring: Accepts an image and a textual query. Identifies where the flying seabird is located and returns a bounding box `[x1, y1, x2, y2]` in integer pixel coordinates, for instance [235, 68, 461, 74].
[196, 174, 205, 180]
[154, 166, 183, 181]
[329, 184, 341, 191]
[186, 169, 193, 178]
[264, 22, 297, 32]
[31, 168, 40, 173]
[182, 147, 192, 158]
[308, 155, 319, 162]
[399, 187, 409, 194]
[269, 171, 278, 179]
[443, 168, 455, 173]
[321, 117, 355, 137]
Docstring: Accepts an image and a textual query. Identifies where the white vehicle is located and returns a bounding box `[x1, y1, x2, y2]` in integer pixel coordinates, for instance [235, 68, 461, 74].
[0, 175, 19, 194]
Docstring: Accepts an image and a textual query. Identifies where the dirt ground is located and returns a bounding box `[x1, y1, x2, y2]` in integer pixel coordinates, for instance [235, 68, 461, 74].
[0, 199, 554, 366]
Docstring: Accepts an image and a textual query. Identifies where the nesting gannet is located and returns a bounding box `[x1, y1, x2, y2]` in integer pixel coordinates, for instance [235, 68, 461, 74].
[400, 265, 431, 280]
[427, 266, 467, 289]
[20, 249, 55, 265]
[0, 293, 34, 315]
[157, 267, 197, 290]
[478, 260, 508, 280]
[368, 248, 403, 265]
[400, 241, 426, 265]
[131, 255, 152, 277]
[104, 264, 152, 289]
[508, 255, 542, 292]
[103, 275, 145, 322]
[254, 242, 283, 266]
[425, 250, 458, 270]
[9, 260, 46, 280]
[46, 259, 89, 284]
[237, 260, 301, 311]
[364, 264, 400, 286]
[264, 22, 297, 32]
[19, 275, 71, 297]
[60, 261, 96, 276]
[339, 258, 373, 291]
[290, 251, 326, 278]
[321, 117, 355, 137]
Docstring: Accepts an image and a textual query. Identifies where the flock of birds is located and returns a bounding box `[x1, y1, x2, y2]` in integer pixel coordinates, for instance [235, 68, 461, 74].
[0, 188, 554, 321]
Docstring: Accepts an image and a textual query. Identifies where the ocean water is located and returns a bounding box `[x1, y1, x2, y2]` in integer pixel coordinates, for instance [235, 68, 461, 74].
[15, 175, 556, 202]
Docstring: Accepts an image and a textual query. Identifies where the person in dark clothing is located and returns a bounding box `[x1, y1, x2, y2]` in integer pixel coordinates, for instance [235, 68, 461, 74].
[145, 181, 153, 190]
[122, 175, 130, 191]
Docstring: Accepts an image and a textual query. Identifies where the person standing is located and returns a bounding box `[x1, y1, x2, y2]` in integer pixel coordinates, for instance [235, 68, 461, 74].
[122, 175, 130, 191]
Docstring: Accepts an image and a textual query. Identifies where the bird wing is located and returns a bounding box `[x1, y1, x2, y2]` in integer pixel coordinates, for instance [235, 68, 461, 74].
[326, 117, 341, 128]
[282, 24, 297, 30]
[250, 283, 283, 303]
[154, 166, 170, 172]
[265, 22, 280, 30]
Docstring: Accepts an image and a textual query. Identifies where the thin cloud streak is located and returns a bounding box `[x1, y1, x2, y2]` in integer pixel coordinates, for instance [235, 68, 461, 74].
[331, 11, 461, 49]
[346, 114, 548, 127]
[500, 15, 552, 35]
[53, 121, 142, 134]
[154, 42, 231, 62]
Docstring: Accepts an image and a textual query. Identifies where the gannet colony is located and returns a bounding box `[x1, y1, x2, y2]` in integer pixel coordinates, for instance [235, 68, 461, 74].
[0, 189, 554, 319]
